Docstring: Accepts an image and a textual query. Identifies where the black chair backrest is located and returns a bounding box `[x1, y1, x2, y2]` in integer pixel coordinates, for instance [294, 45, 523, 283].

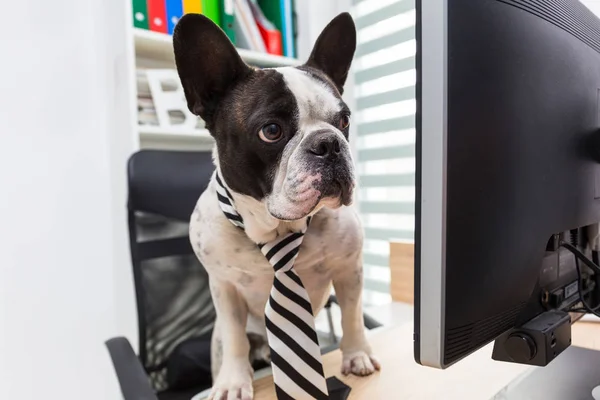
[127, 150, 216, 391]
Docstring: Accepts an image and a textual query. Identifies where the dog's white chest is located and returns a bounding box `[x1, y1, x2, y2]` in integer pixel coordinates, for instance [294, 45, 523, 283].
[194, 225, 332, 319]
[190, 184, 362, 324]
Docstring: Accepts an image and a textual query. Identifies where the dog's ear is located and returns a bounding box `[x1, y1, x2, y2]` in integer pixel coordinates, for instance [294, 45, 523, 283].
[173, 14, 252, 123]
[305, 12, 356, 94]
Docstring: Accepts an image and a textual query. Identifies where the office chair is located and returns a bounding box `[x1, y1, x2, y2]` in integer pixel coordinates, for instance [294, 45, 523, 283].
[106, 150, 216, 400]
[105, 149, 382, 400]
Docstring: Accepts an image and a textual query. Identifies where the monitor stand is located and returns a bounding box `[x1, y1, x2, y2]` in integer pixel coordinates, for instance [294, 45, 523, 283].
[493, 346, 600, 400]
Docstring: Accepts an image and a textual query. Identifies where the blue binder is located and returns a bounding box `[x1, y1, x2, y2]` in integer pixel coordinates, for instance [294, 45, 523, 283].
[166, 0, 184, 35]
[281, 0, 294, 58]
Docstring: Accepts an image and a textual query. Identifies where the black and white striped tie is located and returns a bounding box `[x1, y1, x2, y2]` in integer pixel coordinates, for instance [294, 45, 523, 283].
[215, 172, 329, 400]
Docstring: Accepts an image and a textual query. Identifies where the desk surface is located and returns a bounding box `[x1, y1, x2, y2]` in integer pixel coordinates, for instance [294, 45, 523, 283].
[253, 321, 600, 400]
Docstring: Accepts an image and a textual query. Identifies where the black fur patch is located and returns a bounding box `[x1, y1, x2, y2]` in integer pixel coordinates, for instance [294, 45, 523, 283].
[212, 69, 299, 200]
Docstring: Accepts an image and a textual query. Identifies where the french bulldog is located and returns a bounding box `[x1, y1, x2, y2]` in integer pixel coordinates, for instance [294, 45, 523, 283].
[174, 12, 379, 400]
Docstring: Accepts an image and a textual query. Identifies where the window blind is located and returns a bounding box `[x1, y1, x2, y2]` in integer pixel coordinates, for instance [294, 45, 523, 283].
[581, 0, 600, 17]
[352, 0, 416, 305]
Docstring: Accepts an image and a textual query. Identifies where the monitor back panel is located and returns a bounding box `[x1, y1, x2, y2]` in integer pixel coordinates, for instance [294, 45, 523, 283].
[416, 0, 600, 367]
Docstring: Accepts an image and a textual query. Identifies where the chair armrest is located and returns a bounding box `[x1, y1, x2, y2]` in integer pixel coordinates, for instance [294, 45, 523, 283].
[321, 343, 341, 354]
[363, 313, 383, 330]
[105, 336, 159, 400]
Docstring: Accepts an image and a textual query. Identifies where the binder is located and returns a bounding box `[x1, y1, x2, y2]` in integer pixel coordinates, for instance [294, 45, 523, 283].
[148, 0, 168, 33]
[281, 0, 294, 58]
[166, 0, 184, 34]
[202, 0, 221, 25]
[219, 0, 236, 44]
[258, 0, 295, 58]
[234, 0, 266, 52]
[291, 0, 297, 58]
[183, 0, 202, 14]
[132, 0, 149, 29]
[249, 1, 282, 56]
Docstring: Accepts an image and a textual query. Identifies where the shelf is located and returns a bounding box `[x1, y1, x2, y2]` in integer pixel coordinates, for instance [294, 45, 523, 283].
[138, 126, 215, 151]
[133, 28, 301, 68]
[138, 125, 212, 140]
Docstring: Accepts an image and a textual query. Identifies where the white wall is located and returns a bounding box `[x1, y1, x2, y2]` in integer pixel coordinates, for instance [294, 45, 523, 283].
[0, 0, 138, 399]
[296, 0, 352, 61]
[582, 0, 600, 16]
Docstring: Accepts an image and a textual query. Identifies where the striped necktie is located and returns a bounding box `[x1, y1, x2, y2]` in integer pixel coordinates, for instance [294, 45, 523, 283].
[215, 173, 329, 400]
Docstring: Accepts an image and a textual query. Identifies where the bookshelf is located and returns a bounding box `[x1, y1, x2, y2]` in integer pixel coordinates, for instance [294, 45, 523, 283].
[132, 28, 301, 151]
[134, 28, 301, 68]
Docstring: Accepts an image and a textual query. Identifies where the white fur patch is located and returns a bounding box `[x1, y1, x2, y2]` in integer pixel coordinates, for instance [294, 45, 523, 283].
[276, 67, 342, 130]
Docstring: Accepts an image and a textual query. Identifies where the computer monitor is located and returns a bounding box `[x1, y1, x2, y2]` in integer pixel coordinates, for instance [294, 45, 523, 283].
[415, 0, 600, 369]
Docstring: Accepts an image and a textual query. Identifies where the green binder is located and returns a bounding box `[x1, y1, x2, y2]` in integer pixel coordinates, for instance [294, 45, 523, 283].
[219, 0, 236, 44]
[258, 0, 295, 57]
[132, 0, 149, 29]
[291, 0, 297, 57]
[203, 0, 221, 26]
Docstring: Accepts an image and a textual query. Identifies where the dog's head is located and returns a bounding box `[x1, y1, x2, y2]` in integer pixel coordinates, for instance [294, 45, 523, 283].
[174, 13, 356, 221]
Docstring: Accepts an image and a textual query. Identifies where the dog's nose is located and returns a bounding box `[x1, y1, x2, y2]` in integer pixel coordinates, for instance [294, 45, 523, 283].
[308, 135, 341, 157]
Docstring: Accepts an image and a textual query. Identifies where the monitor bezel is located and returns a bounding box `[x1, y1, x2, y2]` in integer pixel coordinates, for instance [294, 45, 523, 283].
[414, 0, 448, 369]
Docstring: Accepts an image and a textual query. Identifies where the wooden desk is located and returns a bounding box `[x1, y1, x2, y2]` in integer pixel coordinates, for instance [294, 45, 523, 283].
[252, 321, 600, 400]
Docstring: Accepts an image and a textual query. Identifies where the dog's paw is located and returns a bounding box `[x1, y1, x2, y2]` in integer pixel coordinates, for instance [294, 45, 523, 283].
[341, 350, 381, 377]
[209, 362, 253, 400]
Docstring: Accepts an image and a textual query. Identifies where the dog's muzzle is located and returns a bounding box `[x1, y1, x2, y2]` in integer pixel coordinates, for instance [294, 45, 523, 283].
[266, 129, 356, 221]
[301, 130, 355, 205]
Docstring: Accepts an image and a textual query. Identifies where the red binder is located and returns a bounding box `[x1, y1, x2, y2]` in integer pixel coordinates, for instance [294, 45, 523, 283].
[147, 0, 168, 33]
[257, 20, 282, 56]
[249, 1, 282, 56]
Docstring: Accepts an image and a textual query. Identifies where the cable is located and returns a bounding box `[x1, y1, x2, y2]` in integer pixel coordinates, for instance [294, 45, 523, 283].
[592, 250, 600, 312]
[573, 258, 600, 317]
[560, 242, 600, 275]
[571, 296, 600, 311]
[560, 241, 600, 318]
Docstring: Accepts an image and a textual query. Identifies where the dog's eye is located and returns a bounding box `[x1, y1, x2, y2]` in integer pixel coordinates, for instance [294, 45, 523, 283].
[259, 124, 283, 143]
[338, 114, 350, 130]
